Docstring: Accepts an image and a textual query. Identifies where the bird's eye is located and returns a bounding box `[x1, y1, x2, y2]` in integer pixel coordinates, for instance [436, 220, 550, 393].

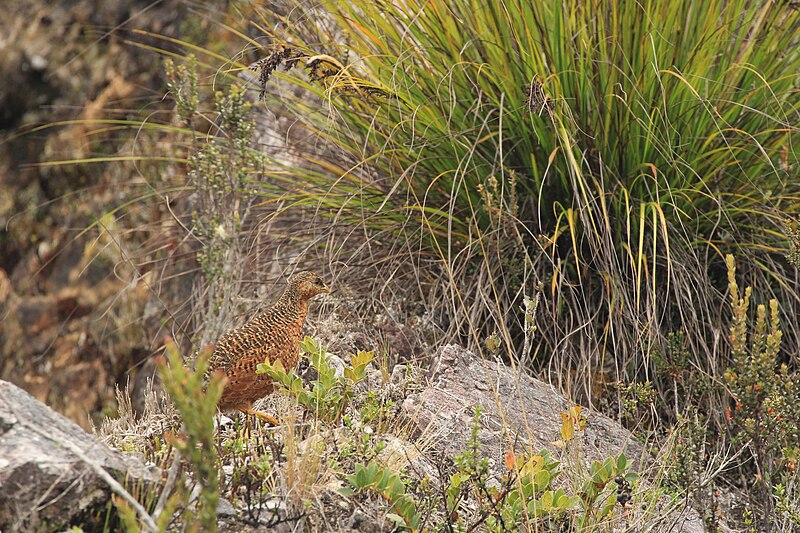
[314, 278, 323, 286]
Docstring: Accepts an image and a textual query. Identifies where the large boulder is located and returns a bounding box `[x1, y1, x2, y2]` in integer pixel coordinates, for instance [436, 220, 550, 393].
[0, 380, 160, 532]
[402, 344, 645, 467]
[402, 345, 705, 532]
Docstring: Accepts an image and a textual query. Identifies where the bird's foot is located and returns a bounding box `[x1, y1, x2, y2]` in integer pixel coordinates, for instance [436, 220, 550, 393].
[243, 408, 281, 427]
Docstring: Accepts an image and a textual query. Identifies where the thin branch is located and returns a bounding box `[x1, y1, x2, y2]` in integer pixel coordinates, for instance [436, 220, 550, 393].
[153, 448, 182, 521]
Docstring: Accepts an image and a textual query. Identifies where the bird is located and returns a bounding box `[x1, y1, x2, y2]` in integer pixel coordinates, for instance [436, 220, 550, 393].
[207, 271, 330, 425]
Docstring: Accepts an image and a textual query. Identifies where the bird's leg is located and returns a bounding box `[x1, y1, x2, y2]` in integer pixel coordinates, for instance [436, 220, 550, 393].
[244, 412, 257, 439]
[242, 407, 281, 427]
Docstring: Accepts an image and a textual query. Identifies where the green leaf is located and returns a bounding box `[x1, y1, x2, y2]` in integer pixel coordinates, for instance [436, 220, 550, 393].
[299, 336, 320, 355]
[350, 350, 374, 379]
[318, 366, 335, 389]
[449, 471, 465, 490]
[377, 470, 391, 491]
[556, 493, 573, 508]
[367, 461, 380, 480]
[519, 476, 534, 499]
[395, 495, 416, 519]
[540, 490, 554, 508]
[601, 493, 618, 516]
[355, 466, 369, 488]
[616, 454, 627, 471]
[533, 469, 551, 492]
[385, 514, 405, 527]
[390, 476, 405, 497]
[528, 499, 540, 516]
[291, 377, 303, 395]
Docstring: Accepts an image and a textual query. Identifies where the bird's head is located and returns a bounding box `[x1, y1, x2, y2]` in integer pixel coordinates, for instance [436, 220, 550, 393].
[286, 271, 330, 301]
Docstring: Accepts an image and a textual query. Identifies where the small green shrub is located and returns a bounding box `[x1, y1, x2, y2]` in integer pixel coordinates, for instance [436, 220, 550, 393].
[357, 390, 396, 431]
[723, 254, 800, 527]
[113, 339, 225, 533]
[618, 380, 657, 434]
[257, 336, 373, 424]
[341, 462, 421, 531]
[221, 431, 277, 524]
[157, 339, 225, 533]
[438, 405, 634, 531]
[663, 411, 721, 532]
[164, 56, 199, 123]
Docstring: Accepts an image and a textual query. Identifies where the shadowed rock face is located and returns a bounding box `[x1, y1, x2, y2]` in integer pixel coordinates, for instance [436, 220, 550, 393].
[0, 380, 159, 532]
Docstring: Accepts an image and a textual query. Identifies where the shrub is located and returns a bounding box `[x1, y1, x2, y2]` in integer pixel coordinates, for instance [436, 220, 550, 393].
[723, 254, 800, 528]
[436, 405, 634, 531]
[157, 340, 225, 533]
[257, 336, 373, 424]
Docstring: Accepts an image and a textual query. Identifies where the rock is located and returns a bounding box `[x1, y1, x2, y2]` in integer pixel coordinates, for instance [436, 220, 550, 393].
[0, 380, 160, 532]
[217, 496, 238, 517]
[377, 435, 438, 482]
[327, 353, 346, 379]
[402, 344, 706, 532]
[365, 367, 384, 392]
[402, 344, 644, 469]
[390, 364, 408, 386]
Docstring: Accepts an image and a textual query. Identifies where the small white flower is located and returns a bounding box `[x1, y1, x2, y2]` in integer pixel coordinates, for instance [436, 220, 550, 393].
[214, 225, 229, 239]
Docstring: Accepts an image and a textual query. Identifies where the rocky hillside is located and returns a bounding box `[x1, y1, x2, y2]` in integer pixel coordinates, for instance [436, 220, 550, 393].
[0, 0, 225, 428]
[1, 344, 705, 531]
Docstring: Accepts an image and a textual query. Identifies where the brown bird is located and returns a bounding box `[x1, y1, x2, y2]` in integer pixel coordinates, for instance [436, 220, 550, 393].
[207, 271, 330, 425]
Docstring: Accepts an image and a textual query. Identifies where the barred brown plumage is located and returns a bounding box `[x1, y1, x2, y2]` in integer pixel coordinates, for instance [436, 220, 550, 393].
[207, 271, 329, 425]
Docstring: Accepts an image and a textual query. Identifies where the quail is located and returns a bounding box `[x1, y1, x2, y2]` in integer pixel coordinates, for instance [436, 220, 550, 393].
[207, 271, 329, 424]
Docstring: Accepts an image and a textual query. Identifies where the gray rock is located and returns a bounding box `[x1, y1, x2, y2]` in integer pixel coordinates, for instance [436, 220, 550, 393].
[390, 364, 408, 386]
[378, 434, 439, 482]
[402, 344, 645, 469]
[402, 345, 706, 532]
[0, 380, 160, 532]
[217, 496, 238, 517]
[365, 366, 384, 391]
[326, 353, 346, 379]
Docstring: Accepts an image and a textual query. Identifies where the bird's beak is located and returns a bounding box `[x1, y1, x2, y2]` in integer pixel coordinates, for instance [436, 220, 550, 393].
[319, 283, 331, 294]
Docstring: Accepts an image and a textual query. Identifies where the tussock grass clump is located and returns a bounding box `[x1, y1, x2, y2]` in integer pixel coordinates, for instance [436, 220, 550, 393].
[236, 0, 800, 419]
